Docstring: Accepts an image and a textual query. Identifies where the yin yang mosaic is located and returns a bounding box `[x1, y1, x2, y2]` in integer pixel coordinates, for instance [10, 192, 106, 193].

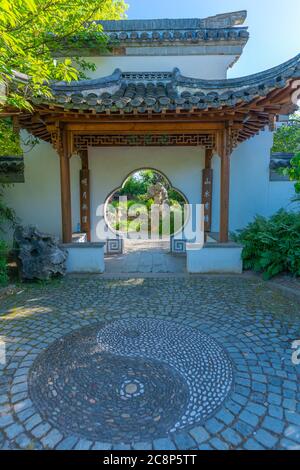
[28, 319, 233, 444]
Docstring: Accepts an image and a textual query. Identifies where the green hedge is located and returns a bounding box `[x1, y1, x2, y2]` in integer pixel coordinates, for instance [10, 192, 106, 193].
[234, 210, 300, 279]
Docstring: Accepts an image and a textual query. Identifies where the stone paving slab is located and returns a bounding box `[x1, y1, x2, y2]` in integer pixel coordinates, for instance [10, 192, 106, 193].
[0, 275, 299, 450]
[105, 239, 186, 274]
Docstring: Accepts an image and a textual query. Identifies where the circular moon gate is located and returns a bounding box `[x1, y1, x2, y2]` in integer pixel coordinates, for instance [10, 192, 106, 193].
[29, 319, 233, 444]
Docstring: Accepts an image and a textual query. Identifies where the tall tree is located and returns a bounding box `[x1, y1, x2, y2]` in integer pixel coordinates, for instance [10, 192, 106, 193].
[0, 0, 127, 110]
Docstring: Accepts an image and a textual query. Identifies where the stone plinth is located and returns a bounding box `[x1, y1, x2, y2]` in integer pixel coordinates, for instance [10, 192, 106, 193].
[187, 242, 243, 274]
[62, 243, 105, 273]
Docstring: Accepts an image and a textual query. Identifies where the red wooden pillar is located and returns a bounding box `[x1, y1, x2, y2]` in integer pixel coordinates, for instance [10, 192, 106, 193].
[59, 129, 72, 243]
[219, 130, 230, 243]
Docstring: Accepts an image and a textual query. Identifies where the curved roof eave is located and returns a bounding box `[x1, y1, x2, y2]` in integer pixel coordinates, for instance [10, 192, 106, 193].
[50, 53, 300, 93]
[43, 54, 300, 112]
[175, 53, 300, 90]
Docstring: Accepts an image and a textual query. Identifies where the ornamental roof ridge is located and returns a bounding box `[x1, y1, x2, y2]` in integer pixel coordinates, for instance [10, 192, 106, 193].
[50, 53, 300, 96]
[51, 70, 178, 94]
[97, 11, 247, 31]
[51, 69, 123, 92]
[42, 54, 300, 114]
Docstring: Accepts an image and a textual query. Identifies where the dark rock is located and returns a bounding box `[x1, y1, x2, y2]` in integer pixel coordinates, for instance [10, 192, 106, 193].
[14, 225, 67, 281]
[0, 156, 24, 183]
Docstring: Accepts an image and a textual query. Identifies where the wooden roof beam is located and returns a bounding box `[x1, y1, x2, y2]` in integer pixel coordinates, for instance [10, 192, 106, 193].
[66, 122, 226, 132]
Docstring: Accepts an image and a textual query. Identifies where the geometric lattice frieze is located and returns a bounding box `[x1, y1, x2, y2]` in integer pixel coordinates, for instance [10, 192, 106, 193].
[74, 133, 216, 150]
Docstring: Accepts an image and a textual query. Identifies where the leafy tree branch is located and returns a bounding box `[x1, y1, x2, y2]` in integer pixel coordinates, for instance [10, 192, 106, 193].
[0, 0, 127, 110]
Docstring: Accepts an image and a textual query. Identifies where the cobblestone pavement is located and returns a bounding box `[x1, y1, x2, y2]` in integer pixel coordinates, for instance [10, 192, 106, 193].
[0, 275, 300, 451]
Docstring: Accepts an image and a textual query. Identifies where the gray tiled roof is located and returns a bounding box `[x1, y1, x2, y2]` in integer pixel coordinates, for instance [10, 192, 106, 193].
[98, 11, 247, 31]
[93, 12, 249, 45]
[43, 54, 300, 114]
[103, 27, 249, 45]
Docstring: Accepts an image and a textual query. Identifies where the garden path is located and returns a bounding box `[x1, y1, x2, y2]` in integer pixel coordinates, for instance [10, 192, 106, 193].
[105, 239, 186, 274]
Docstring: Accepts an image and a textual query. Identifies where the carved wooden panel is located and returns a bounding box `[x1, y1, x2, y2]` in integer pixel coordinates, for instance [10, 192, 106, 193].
[226, 128, 240, 155]
[47, 124, 63, 154]
[202, 168, 213, 232]
[80, 169, 91, 241]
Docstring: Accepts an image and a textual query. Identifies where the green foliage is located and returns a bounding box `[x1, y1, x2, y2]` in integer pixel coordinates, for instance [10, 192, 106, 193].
[119, 170, 185, 204]
[108, 170, 187, 236]
[0, 118, 22, 155]
[272, 115, 300, 153]
[119, 171, 163, 197]
[234, 210, 300, 279]
[0, 185, 16, 232]
[120, 175, 149, 197]
[0, 0, 128, 110]
[280, 151, 300, 201]
[273, 115, 300, 203]
[168, 188, 185, 204]
[0, 240, 8, 286]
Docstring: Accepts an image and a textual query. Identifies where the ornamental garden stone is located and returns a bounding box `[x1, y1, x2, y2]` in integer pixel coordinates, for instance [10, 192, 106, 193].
[14, 225, 67, 281]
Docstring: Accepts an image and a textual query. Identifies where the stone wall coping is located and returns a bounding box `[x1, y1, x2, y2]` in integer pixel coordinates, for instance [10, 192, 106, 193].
[62, 242, 106, 248]
[204, 242, 243, 248]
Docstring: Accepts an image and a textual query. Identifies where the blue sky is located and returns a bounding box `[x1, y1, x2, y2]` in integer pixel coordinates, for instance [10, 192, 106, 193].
[125, 0, 300, 78]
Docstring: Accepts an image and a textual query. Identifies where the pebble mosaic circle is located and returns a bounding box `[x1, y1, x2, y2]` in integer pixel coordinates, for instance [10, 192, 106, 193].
[28, 319, 233, 443]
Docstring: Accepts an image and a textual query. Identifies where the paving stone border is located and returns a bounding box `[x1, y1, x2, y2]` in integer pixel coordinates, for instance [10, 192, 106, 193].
[0, 276, 300, 450]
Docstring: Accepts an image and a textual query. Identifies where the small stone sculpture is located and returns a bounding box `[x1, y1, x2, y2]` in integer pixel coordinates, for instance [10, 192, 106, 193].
[147, 182, 169, 206]
[14, 225, 68, 280]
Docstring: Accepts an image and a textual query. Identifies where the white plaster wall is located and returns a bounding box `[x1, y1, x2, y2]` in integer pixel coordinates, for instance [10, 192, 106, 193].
[268, 181, 296, 213]
[230, 130, 295, 231]
[211, 130, 296, 234]
[3, 135, 81, 243]
[88, 146, 204, 241]
[88, 55, 235, 79]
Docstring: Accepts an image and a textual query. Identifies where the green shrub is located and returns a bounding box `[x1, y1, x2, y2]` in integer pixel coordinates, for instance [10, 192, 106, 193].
[0, 184, 17, 233]
[0, 119, 23, 157]
[234, 210, 300, 279]
[280, 151, 300, 203]
[0, 240, 9, 286]
[272, 114, 300, 154]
